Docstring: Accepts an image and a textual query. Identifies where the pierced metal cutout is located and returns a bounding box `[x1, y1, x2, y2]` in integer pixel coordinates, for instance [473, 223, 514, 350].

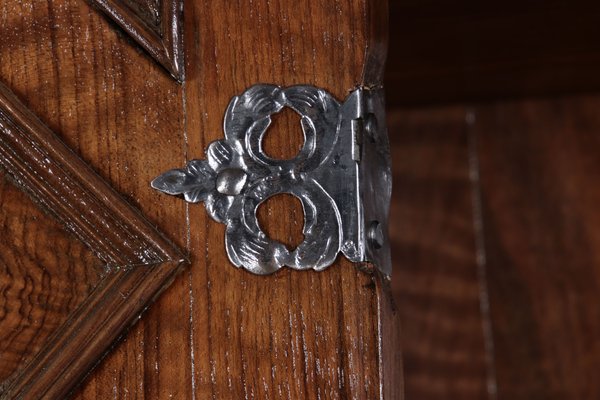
[152, 84, 392, 275]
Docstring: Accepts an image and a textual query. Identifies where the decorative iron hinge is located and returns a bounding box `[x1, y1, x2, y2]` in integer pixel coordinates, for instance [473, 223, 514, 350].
[152, 84, 392, 276]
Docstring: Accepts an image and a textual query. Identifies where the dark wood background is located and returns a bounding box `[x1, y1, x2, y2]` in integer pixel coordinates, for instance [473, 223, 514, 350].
[387, 1, 600, 398]
[386, 0, 600, 106]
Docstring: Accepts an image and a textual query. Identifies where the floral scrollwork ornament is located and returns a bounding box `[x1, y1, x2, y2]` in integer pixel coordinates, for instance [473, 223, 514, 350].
[152, 84, 392, 276]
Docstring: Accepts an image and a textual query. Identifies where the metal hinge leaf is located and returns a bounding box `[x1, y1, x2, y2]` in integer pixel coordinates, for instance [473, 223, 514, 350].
[152, 84, 392, 276]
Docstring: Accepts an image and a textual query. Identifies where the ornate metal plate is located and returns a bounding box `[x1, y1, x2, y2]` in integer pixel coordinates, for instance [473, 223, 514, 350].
[152, 84, 391, 275]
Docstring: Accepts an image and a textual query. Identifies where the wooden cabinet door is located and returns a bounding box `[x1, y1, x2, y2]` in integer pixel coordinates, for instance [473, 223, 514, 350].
[0, 0, 401, 398]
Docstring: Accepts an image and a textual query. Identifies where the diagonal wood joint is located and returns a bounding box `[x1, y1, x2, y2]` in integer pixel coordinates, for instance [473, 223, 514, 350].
[0, 80, 187, 399]
[87, 0, 185, 80]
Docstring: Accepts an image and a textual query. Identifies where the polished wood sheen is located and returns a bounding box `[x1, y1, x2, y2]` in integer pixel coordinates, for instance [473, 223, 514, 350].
[474, 95, 600, 399]
[388, 107, 491, 399]
[388, 93, 600, 398]
[0, 57, 185, 399]
[178, 0, 397, 398]
[1, 0, 190, 397]
[87, 0, 184, 79]
[0, 172, 104, 388]
[1, 0, 399, 398]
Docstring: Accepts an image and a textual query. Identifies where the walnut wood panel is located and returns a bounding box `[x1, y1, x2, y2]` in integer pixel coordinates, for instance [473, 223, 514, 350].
[1, 0, 399, 398]
[0, 44, 185, 400]
[182, 0, 400, 399]
[0, 171, 104, 388]
[388, 106, 491, 399]
[0, 0, 187, 233]
[87, 0, 184, 79]
[474, 95, 600, 399]
[122, 0, 161, 33]
[1, 0, 192, 398]
[386, 0, 600, 106]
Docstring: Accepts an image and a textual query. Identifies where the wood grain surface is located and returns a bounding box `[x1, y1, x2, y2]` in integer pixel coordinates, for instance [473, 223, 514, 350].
[0, 75, 185, 400]
[387, 92, 600, 399]
[121, 0, 161, 33]
[474, 95, 600, 399]
[0, 0, 400, 398]
[0, 171, 104, 388]
[182, 0, 399, 398]
[388, 107, 491, 399]
[87, 0, 184, 79]
[0, 0, 187, 397]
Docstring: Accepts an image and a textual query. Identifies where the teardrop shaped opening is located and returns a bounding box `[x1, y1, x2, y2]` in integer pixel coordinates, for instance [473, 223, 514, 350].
[262, 107, 305, 160]
[257, 194, 305, 251]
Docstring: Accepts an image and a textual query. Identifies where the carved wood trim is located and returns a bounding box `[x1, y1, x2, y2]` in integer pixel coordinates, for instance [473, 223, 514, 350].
[88, 0, 184, 80]
[0, 82, 186, 398]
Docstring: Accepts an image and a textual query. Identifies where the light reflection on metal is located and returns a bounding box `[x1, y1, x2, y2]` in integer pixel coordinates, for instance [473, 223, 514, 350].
[152, 84, 391, 276]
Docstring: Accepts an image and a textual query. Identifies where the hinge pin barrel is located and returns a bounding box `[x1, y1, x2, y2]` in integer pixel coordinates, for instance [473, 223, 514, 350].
[351, 118, 363, 162]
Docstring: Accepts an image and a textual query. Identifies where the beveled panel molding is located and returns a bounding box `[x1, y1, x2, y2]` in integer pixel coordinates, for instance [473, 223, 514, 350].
[0, 81, 186, 398]
[87, 0, 184, 80]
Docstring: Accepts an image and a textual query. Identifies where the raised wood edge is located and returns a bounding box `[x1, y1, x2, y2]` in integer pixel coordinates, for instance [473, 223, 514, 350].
[376, 273, 404, 400]
[362, 0, 389, 87]
[87, 0, 184, 80]
[361, 1, 403, 397]
[0, 81, 187, 399]
[0, 82, 181, 267]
